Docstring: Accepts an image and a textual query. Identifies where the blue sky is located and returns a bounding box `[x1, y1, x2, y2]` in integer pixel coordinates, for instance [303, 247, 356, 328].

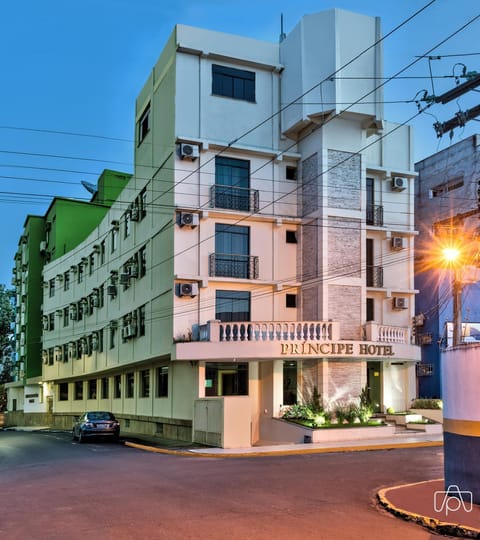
[0, 0, 479, 285]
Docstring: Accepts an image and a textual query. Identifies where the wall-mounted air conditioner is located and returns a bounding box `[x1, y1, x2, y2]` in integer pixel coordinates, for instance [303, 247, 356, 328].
[178, 212, 199, 228]
[391, 177, 407, 191]
[391, 237, 406, 250]
[393, 297, 408, 309]
[178, 282, 199, 297]
[180, 143, 199, 160]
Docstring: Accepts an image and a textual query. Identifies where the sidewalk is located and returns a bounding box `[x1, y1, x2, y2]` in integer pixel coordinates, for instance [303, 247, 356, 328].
[4, 426, 480, 537]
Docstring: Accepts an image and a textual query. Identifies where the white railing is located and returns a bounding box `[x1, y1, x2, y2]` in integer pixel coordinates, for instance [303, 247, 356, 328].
[198, 320, 340, 343]
[364, 322, 409, 344]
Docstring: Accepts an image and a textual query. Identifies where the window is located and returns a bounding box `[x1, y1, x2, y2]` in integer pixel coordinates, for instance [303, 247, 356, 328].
[74, 381, 83, 400]
[215, 290, 250, 322]
[431, 176, 464, 197]
[205, 362, 248, 396]
[98, 285, 105, 308]
[283, 361, 297, 405]
[138, 103, 151, 145]
[212, 64, 255, 102]
[366, 298, 375, 322]
[64, 271, 70, 291]
[100, 240, 106, 264]
[114, 375, 121, 399]
[286, 294, 297, 308]
[101, 377, 109, 399]
[88, 379, 97, 399]
[124, 212, 131, 238]
[62, 343, 69, 362]
[89, 253, 95, 275]
[97, 329, 104, 353]
[78, 263, 84, 284]
[139, 187, 147, 219]
[110, 325, 117, 349]
[139, 246, 147, 277]
[48, 348, 54, 366]
[59, 383, 69, 401]
[140, 369, 150, 398]
[49, 278, 55, 297]
[111, 228, 118, 253]
[138, 305, 146, 336]
[156, 366, 168, 397]
[286, 166, 297, 181]
[126, 372, 134, 398]
[48, 312, 55, 331]
[63, 306, 70, 326]
[286, 230, 297, 244]
[214, 157, 251, 211]
[214, 224, 253, 279]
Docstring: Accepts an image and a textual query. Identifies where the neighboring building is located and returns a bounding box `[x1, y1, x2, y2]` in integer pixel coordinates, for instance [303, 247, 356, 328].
[29, 9, 420, 446]
[6, 170, 131, 425]
[414, 135, 480, 398]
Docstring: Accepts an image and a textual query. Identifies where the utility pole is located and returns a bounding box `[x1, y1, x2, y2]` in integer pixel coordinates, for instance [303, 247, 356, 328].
[452, 270, 463, 347]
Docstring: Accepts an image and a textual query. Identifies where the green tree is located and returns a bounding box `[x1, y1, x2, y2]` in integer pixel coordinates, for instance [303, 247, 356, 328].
[0, 285, 15, 411]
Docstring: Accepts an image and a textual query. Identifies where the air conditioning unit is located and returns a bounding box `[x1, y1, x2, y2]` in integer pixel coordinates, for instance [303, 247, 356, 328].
[393, 297, 408, 309]
[178, 212, 199, 228]
[391, 177, 407, 191]
[42, 350, 48, 364]
[39, 241, 47, 253]
[92, 333, 99, 351]
[42, 316, 49, 331]
[107, 284, 117, 297]
[69, 305, 78, 320]
[129, 263, 139, 278]
[130, 206, 140, 222]
[68, 342, 77, 359]
[93, 244, 100, 254]
[180, 143, 199, 160]
[122, 325, 135, 340]
[91, 294, 99, 307]
[391, 237, 406, 250]
[120, 273, 130, 286]
[178, 282, 199, 297]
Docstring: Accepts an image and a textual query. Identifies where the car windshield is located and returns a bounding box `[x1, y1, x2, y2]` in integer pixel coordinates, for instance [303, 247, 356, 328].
[87, 412, 114, 421]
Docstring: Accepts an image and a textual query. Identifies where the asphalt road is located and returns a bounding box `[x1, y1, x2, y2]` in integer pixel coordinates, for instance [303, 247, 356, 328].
[0, 430, 448, 540]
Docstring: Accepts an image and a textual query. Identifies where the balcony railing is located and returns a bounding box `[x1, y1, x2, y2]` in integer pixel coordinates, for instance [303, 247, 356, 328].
[366, 204, 384, 226]
[197, 320, 340, 343]
[366, 265, 383, 288]
[210, 185, 259, 213]
[364, 322, 409, 344]
[209, 253, 259, 279]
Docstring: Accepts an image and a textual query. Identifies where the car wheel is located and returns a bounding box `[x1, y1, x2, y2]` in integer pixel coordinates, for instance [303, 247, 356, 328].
[78, 430, 85, 443]
[72, 429, 77, 441]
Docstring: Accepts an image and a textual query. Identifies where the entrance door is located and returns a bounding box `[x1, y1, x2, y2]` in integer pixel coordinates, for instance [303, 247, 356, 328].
[367, 362, 382, 412]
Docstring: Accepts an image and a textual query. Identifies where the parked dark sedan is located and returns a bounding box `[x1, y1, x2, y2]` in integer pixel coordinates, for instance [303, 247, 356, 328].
[72, 411, 120, 443]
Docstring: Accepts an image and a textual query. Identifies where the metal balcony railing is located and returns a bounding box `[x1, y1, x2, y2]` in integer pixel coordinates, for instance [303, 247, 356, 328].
[209, 185, 259, 213]
[209, 253, 259, 279]
[366, 204, 384, 226]
[366, 265, 383, 288]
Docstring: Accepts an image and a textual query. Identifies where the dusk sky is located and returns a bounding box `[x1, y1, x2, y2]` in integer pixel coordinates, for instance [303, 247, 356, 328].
[1, 0, 479, 285]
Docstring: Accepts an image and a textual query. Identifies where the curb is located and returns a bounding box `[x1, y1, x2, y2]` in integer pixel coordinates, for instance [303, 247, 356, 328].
[124, 439, 443, 458]
[377, 480, 480, 539]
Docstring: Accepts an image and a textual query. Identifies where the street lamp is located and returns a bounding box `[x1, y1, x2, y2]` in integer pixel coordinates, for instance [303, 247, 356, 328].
[440, 245, 463, 347]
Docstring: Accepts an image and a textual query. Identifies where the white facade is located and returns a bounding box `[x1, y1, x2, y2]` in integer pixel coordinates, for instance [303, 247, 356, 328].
[40, 9, 420, 446]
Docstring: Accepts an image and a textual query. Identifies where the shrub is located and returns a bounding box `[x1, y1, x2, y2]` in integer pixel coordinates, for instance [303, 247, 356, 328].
[410, 398, 443, 410]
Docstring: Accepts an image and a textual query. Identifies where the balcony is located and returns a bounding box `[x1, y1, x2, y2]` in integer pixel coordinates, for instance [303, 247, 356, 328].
[209, 253, 259, 279]
[366, 204, 383, 226]
[197, 320, 340, 343]
[364, 322, 410, 344]
[210, 185, 259, 213]
[366, 265, 383, 288]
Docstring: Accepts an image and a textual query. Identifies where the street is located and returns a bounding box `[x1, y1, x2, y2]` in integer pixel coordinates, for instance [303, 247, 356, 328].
[0, 430, 447, 539]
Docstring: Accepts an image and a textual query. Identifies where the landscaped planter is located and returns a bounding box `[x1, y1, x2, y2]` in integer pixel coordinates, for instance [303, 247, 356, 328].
[405, 422, 443, 434]
[409, 408, 443, 424]
[270, 418, 396, 444]
[385, 413, 423, 425]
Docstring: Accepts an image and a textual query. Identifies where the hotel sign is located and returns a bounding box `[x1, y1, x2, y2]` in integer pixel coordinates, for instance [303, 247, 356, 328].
[280, 342, 395, 357]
